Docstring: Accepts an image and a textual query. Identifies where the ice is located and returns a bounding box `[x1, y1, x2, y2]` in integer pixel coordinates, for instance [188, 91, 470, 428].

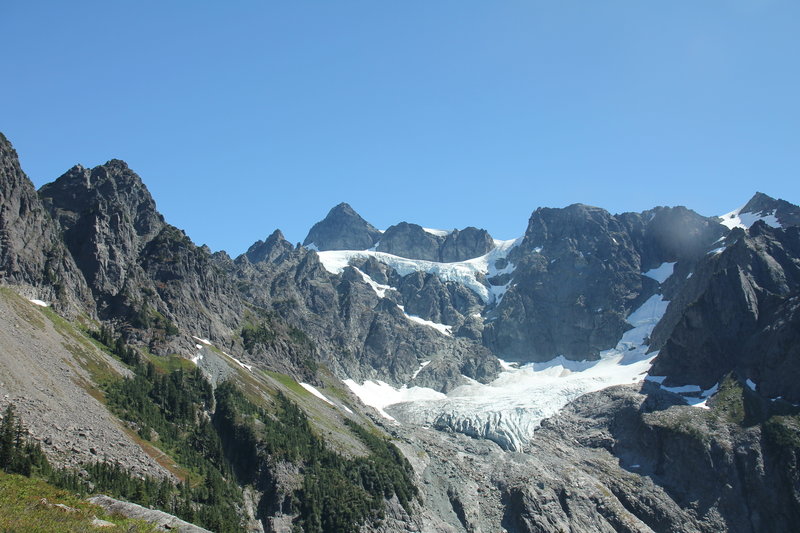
[643, 262, 676, 284]
[343, 379, 446, 421]
[27, 299, 49, 307]
[314, 237, 521, 303]
[347, 294, 670, 450]
[300, 383, 334, 405]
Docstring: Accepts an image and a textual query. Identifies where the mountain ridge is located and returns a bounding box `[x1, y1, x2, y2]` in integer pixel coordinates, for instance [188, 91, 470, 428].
[2, 131, 800, 532]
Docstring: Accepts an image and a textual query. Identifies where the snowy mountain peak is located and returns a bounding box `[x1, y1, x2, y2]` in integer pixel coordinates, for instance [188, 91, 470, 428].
[719, 192, 800, 230]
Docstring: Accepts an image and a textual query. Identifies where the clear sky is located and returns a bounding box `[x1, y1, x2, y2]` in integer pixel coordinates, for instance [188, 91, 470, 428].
[2, 1, 799, 255]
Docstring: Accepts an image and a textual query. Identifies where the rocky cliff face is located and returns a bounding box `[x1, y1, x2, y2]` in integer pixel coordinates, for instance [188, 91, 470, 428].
[0, 133, 93, 315]
[650, 222, 800, 401]
[230, 232, 500, 391]
[483, 204, 725, 362]
[375, 223, 495, 262]
[302, 202, 381, 251]
[38, 159, 246, 353]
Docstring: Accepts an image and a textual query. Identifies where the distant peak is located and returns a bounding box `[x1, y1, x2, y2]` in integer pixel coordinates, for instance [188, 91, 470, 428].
[328, 202, 360, 217]
[302, 202, 381, 251]
[104, 159, 130, 169]
[266, 229, 286, 242]
[741, 192, 778, 214]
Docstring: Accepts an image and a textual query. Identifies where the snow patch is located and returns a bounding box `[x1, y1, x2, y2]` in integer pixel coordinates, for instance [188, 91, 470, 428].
[27, 299, 49, 307]
[398, 305, 453, 336]
[422, 227, 452, 237]
[353, 267, 393, 298]
[746, 378, 757, 391]
[343, 379, 446, 422]
[305, 243, 319, 251]
[643, 262, 676, 284]
[300, 383, 334, 405]
[720, 206, 780, 230]
[412, 361, 431, 380]
[222, 351, 253, 372]
[192, 336, 212, 346]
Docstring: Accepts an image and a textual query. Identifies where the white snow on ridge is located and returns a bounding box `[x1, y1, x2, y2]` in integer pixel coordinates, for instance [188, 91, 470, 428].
[643, 262, 676, 284]
[346, 294, 670, 451]
[353, 267, 393, 298]
[300, 383, 335, 405]
[398, 305, 453, 336]
[315, 237, 522, 303]
[28, 299, 50, 307]
[720, 206, 780, 230]
[423, 227, 452, 237]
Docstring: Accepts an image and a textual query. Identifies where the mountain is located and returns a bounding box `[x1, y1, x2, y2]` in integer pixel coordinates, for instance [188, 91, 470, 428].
[1, 130, 800, 532]
[303, 202, 382, 251]
[0, 133, 93, 315]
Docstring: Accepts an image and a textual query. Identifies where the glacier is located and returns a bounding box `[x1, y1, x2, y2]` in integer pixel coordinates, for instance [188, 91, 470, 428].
[348, 291, 670, 451]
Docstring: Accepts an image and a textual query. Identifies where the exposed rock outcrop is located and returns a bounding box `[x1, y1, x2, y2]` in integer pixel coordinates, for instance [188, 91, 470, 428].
[483, 204, 726, 362]
[650, 222, 800, 401]
[302, 202, 381, 251]
[0, 133, 93, 315]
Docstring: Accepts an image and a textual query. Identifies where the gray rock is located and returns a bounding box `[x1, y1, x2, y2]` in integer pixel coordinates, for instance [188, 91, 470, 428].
[0, 133, 94, 316]
[88, 495, 212, 532]
[650, 222, 800, 401]
[377, 222, 442, 261]
[303, 202, 381, 251]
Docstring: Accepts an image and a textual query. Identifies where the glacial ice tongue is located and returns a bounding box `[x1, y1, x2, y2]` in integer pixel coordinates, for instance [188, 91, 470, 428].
[349, 294, 669, 451]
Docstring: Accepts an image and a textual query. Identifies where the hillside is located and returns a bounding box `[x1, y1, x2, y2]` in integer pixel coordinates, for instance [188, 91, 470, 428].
[1, 131, 799, 531]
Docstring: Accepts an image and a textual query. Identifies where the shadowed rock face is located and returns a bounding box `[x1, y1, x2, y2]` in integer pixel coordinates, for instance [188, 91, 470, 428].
[38, 159, 247, 351]
[377, 223, 495, 262]
[0, 133, 93, 315]
[303, 202, 382, 251]
[651, 222, 800, 402]
[482, 203, 729, 362]
[243, 229, 294, 264]
[39, 160, 165, 300]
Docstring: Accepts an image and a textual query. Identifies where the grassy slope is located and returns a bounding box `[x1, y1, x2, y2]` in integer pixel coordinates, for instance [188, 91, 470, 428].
[0, 471, 156, 533]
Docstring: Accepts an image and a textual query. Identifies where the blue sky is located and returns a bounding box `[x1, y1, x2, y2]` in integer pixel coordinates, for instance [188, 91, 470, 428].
[2, 1, 799, 254]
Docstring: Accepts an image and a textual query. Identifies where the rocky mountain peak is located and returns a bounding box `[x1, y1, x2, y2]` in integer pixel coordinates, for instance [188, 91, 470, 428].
[242, 229, 294, 264]
[741, 192, 800, 227]
[303, 202, 381, 251]
[0, 132, 93, 314]
[38, 161, 166, 301]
